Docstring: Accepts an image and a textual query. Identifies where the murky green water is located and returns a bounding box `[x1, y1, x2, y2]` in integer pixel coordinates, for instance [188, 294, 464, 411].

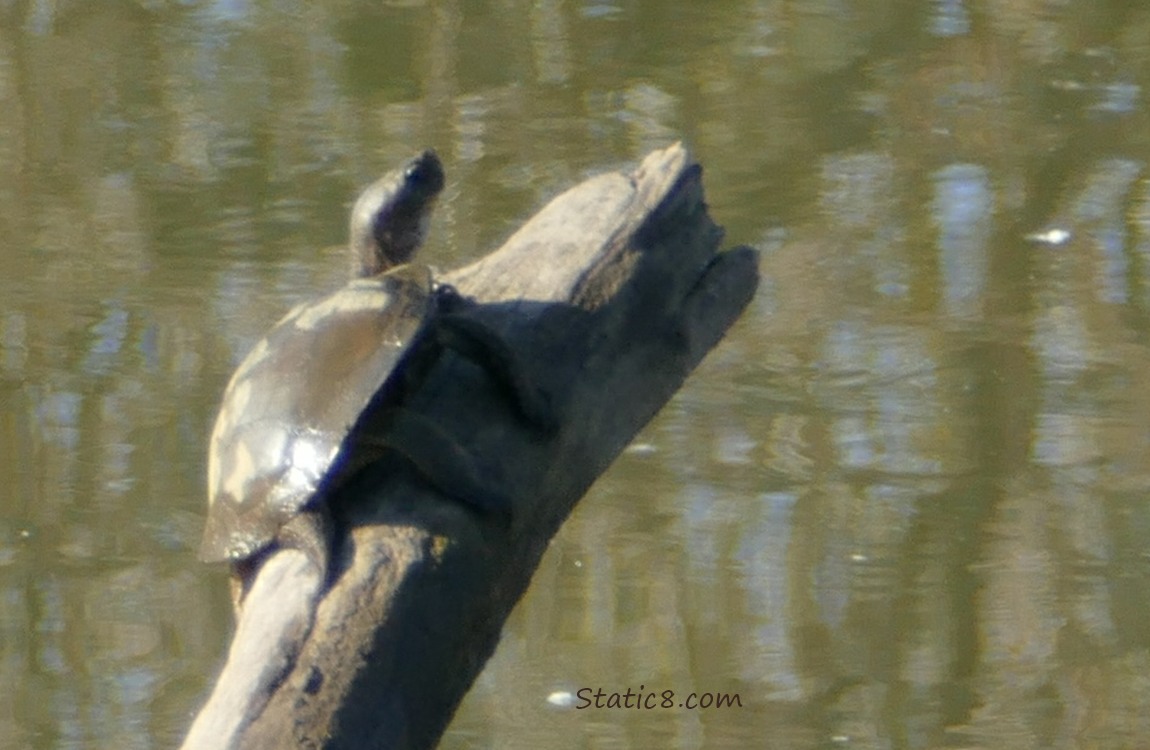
[3, 1, 1150, 748]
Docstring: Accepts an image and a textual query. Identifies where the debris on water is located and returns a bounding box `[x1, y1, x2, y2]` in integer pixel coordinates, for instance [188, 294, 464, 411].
[1024, 228, 1072, 245]
[546, 690, 576, 708]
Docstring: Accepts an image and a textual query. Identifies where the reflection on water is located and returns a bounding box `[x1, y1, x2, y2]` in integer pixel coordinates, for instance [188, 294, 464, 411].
[2, 1, 1150, 748]
[934, 163, 991, 319]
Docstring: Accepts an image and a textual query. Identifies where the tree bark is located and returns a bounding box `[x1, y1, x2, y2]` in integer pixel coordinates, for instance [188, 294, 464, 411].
[182, 143, 759, 750]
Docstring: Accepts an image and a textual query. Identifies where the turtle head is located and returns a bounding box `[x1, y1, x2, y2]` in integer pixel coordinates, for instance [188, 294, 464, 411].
[349, 149, 446, 277]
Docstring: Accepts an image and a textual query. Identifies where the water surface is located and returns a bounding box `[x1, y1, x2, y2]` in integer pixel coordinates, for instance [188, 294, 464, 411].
[2, 2, 1150, 748]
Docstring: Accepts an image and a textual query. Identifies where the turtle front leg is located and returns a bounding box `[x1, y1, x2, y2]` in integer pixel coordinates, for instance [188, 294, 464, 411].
[432, 316, 558, 434]
[347, 408, 515, 521]
[429, 284, 557, 433]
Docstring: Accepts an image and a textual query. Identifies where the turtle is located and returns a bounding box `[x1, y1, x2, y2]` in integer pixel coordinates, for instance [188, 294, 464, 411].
[200, 150, 547, 587]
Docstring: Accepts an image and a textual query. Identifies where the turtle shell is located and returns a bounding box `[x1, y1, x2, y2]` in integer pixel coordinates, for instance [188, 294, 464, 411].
[200, 264, 434, 563]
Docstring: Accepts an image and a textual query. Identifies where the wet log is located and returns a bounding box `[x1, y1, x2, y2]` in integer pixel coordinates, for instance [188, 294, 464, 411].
[181, 143, 759, 750]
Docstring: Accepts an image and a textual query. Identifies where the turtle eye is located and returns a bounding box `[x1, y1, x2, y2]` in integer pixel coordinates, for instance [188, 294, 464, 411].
[404, 151, 445, 197]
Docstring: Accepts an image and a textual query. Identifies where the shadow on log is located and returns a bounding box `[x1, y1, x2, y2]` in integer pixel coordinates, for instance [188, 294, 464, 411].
[182, 143, 759, 749]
